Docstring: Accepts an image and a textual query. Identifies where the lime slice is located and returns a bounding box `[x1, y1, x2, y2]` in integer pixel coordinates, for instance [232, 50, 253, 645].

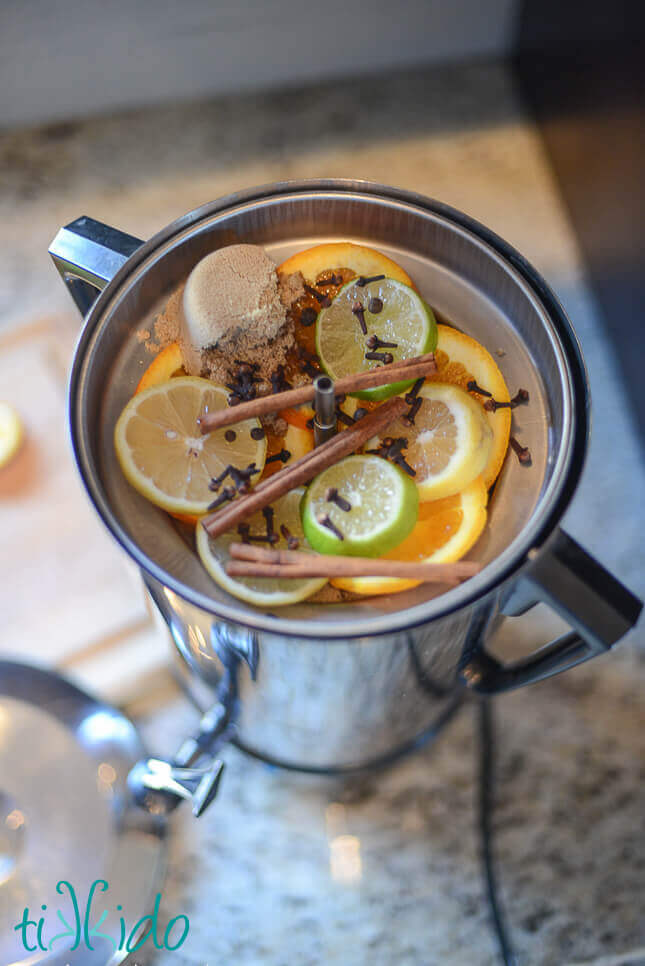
[196, 487, 327, 606]
[373, 382, 492, 502]
[302, 454, 419, 557]
[114, 376, 266, 515]
[0, 402, 23, 468]
[315, 278, 437, 401]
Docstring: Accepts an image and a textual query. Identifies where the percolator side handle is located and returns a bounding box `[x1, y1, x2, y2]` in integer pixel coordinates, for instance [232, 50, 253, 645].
[460, 527, 642, 694]
[48, 216, 144, 317]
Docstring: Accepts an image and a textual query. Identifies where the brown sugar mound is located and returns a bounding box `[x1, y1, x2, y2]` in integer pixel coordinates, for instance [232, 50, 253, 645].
[150, 264, 305, 386]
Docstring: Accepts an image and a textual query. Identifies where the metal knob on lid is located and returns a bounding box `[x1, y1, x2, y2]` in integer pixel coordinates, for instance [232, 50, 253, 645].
[313, 375, 337, 446]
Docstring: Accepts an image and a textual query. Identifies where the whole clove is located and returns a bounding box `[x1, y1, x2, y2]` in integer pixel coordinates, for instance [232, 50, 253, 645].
[237, 523, 251, 544]
[366, 436, 416, 476]
[356, 274, 385, 287]
[325, 487, 352, 512]
[244, 532, 276, 544]
[280, 523, 300, 550]
[316, 271, 345, 287]
[262, 506, 279, 544]
[366, 334, 397, 350]
[266, 448, 291, 465]
[227, 360, 262, 405]
[511, 388, 530, 407]
[304, 283, 331, 307]
[207, 485, 236, 511]
[335, 407, 355, 427]
[365, 350, 394, 364]
[467, 380, 492, 398]
[404, 378, 425, 404]
[352, 301, 368, 335]
[509, 436, 532, 465]
[392, 451, 415, 476]
[368, 296, 384, 314]
[270, 366, 292, 393]
[317, 513, 345, 541]
[299, 306, 317, 327]
[228, 462, 260, 494]
[396, 456, 416, 476]
[250, 426, 266, 440]
[403, 397, 423, 426]
[224, 429, 237, 442]
[484, 398, 511, 413]
[209, 464, 233, 491]
[484, 388, 530, 412]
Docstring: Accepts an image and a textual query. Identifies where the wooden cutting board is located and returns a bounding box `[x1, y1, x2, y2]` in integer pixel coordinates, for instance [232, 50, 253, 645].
[0, 316, 169, 702]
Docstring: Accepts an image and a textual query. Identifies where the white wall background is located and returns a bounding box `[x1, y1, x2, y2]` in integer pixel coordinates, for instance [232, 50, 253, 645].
[0, 0, 518, 127]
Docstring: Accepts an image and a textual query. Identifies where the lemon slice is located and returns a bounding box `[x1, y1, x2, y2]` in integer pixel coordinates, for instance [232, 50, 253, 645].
[316, 278, 437, 401]
[302, 454, 419, 557]
[114, 376, 266, 515]
[196, 487, 327, 606]
[331, 476, 488, 595]
[428, 325, 511, 488]
[374, 383, 492, 502]
[0, 402, 23, 469]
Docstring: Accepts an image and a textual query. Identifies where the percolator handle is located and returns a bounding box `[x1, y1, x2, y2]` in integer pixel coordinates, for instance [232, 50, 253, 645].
[49, 216, 143, 317]
[460, 528, 642, 694]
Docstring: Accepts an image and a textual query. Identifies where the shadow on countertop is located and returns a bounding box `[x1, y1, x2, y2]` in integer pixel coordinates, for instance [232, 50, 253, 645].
[515, 0, 645, 443]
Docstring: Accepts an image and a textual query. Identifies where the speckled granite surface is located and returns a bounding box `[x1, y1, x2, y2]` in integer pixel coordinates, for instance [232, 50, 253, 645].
[1, 60, 644, 965]
[132, 662, 645, 966]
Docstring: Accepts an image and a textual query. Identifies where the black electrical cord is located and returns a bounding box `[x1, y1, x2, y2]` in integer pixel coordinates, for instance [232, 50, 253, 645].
[478, 698, 517, 966]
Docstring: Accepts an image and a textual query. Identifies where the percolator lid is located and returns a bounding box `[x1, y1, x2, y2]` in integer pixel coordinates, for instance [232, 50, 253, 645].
[0, 660, 167, 965]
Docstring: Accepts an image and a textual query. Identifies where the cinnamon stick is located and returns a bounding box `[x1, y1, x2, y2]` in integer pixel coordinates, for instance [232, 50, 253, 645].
[201, 396, 407, 537]
[227, 544, 480, 583]
[198, 353, 436, 434]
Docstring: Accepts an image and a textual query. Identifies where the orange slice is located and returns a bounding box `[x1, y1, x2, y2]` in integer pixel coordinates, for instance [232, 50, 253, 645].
[136, 341, 184, 394]
[280, 404, 315, 430]
[331, 476, 487, 596]
[426, 325, 511, 489]
[277, 242, 414, 286]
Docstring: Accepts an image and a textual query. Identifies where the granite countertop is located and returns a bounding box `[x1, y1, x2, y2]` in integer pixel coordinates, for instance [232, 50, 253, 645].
[131, 660, 645, 966]
[1, 59, 644, 965]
